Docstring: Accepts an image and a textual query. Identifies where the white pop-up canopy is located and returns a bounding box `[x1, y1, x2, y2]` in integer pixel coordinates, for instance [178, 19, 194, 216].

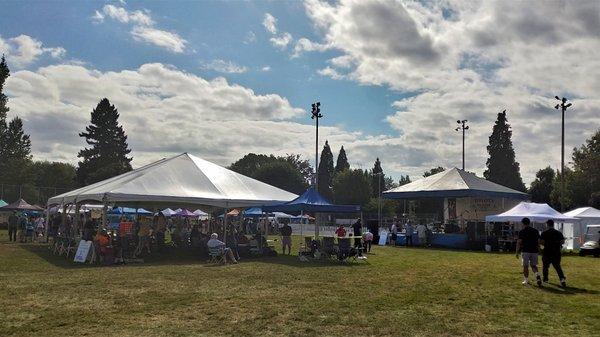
[47, 153, 297, 208]
[561, 207, 600, 250]
[485, 202, 578, 223]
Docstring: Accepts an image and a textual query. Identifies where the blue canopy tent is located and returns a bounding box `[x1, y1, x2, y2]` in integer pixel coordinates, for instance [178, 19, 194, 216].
[263, 187, 360, 237]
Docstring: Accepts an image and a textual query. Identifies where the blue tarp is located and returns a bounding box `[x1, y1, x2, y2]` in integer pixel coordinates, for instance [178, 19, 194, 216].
[243, 207, 269, 217]
[108, 207, 153, 215]
[262, 187, 360, 213]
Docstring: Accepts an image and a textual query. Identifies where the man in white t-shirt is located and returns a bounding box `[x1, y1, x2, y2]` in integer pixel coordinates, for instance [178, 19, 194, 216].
[207, 233, 238, 263]
[416, 223, 427, 247]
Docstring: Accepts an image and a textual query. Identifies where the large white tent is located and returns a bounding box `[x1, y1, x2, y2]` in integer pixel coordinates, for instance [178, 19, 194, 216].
[485, 202, 578, 223]
[561, 207, 600, 250]
[383, 168, 528, 199]
[47, 153, 297, 208]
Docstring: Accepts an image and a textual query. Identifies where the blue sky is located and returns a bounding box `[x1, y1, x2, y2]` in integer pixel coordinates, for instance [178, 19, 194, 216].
[1, 1, 400, 135]
[1, 1, 599, 184]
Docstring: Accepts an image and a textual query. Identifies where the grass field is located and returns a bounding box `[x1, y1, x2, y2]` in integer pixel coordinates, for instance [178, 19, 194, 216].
[0, 231, 598, 337]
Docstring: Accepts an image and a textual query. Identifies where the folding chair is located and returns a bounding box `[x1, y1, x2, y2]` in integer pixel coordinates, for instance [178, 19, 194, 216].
[208, 246, 226, 264]
[322, 237, 337, 260]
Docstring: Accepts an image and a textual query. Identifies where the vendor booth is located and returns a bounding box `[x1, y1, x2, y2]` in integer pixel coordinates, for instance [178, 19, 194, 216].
[486, 202, 578, 251]
[562, 207, 600, 250]
[383, 168, 528, 250]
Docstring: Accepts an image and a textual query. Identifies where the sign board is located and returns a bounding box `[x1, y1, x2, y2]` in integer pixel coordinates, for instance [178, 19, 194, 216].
[378, 230, 388, 246]
[74, 240, 92, 263]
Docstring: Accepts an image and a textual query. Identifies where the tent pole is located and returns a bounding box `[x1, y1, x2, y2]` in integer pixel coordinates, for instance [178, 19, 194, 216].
[300, 210, 304, 237]
[224, 208, 228, 245]
[101, 196, 107, 231]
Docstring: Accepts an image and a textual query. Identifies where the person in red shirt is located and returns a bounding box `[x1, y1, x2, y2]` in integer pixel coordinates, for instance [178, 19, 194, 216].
[335, 224, 346, 237]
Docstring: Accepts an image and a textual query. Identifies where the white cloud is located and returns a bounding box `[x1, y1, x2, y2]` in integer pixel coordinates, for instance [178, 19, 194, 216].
[94, 5, 186, 53]
[270, 32, 292, 50]
[201, 59, 248, 74]
[0, 35, 66, 68]
[261, 66, 271, 72]
[292, 38, 331, 57]
[131, 26, 187, 53]
[244, 31, 256, 44]
[101, 5, 153, 26]
[91, 10, 105, 23]
[263, 13, 277, 34]
[301, 0, 600, 183]
[263, 13, 293, 50]
[3, 63, 370, 170]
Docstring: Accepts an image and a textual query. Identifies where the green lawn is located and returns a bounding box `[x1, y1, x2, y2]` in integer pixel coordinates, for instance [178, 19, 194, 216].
[0, 231, 598, 337]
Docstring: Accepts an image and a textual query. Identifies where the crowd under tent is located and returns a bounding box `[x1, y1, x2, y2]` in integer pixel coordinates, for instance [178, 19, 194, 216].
[561, 207, 600, 250]
[47, 153, 297, 231]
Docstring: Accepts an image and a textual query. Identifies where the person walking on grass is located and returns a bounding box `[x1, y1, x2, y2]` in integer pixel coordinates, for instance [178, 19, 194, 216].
[516, 217, 542, 286]
[540, 220, 567, 287]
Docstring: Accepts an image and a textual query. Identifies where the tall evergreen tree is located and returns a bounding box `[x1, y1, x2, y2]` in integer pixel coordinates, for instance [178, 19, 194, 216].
[76, 98, 132, 185]
[423, 166, 445, 177]
[317, 140, 334, 199]
[0, 56, 33, 190]
[0, 55, 11, 170]
[335, 145, 350, 174]
[371, 158, 384, 197]
[398, 175, 411, 186]
[483, 110, 526, 192]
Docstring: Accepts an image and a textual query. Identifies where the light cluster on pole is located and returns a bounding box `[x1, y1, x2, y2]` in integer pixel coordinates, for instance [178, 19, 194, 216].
[311, 102, 322, 188]
[554, 96, 572, 212]
[455, 119, 469, 171]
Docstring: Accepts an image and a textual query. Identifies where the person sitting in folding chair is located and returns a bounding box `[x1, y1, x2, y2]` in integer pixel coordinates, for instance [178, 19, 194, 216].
[207, 233, 237, 264]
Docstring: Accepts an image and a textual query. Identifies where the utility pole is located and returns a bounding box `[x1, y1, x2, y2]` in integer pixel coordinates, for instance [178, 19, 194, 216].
[311, 102, 322, 189]
[555, 96, 572, 212]
[455, 120, 469, 170]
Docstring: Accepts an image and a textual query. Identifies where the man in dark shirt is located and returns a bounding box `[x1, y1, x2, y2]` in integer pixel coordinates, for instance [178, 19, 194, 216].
[540, 220, 566, 287]
[280, 222, 293, 255]
[353, 219, 362, 248]
[7, 211, 18, 242]
[516, 217, 542, 286]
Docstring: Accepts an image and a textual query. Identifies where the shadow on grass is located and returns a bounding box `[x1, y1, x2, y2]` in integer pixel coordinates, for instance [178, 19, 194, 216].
[538, 283, 598, 295]
[251, 253, 370, 268]
[17, 243, 367, 270]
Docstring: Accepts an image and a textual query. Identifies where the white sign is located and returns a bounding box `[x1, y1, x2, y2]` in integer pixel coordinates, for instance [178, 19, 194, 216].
[378, 230, 388, 246]
[74, 240, 92, 263]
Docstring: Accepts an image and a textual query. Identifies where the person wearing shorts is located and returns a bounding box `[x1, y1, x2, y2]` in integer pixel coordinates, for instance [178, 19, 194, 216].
[280, 222, 292, 255]
[516, 217, 542, 286]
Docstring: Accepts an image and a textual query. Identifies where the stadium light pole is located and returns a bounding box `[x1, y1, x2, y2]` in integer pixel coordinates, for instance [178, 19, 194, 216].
[455, 120, 469, 170]
[555, 96, 572, 212]
[311, 102, 322, 189]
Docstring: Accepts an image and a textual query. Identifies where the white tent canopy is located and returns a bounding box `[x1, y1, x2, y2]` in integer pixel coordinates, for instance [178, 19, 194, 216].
[485, 202, 578, 223]
[561, 207, 600, 250]
[383, 167, 528, 200]
[48, 153, 297, 208]
[564, 207, 600, 220]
